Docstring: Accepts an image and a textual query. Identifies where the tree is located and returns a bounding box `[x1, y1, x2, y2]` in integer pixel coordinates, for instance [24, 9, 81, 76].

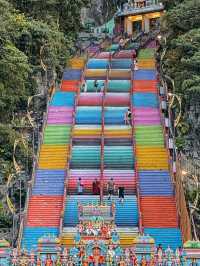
[160, 0, 200, 155]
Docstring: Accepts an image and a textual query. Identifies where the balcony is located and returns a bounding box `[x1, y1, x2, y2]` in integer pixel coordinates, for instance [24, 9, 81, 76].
[116, 0, 164, 17]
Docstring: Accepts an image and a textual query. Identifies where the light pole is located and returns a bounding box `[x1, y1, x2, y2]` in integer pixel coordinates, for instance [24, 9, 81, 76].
[168, 92, 182, 128]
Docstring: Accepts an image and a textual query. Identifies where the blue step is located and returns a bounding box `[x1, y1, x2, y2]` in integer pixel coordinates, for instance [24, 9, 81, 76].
[32, 170, 65, 195]
[144, 228, 182, 251]
[105, 196, 138, 226]
[76, 106, 102, 124]
[64, 196, 100, 226]
[50, 92, 75, 106]
[139, 171, 174, 196]
[63, 69, 82, 80]
[87, 59, 109, 69]
[64, 196, 138, 227]
[22, 227, 59, 251]
[107, 80, 131, 92]
[104, 107, 128, 125]
[111, 59, 133, 69]
[133, 70, 156, 80]
[132, 93, 158, 108]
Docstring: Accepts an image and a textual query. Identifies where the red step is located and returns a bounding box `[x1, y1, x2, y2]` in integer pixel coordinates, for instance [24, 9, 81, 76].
[141, 196, 178, 228]
[61, 80, 80, 92]
[132, 80, 157, 93]
[27, 196, 63, 227]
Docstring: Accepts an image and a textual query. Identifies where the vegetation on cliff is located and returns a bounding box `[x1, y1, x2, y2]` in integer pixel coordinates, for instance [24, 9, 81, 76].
[161, 0, 200, 154]
[0, 0, 90, 237]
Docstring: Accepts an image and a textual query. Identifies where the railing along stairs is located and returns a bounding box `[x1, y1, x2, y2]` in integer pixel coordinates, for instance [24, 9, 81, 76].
[17, 89, 55, 249]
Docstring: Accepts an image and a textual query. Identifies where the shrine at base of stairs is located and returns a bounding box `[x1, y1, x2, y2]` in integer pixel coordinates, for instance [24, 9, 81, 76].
[1, 236, 200, 265]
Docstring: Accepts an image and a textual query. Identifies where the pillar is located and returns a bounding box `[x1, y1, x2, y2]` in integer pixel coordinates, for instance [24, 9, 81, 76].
[144, 17, 150, 33]
[127, 19, 133, 35]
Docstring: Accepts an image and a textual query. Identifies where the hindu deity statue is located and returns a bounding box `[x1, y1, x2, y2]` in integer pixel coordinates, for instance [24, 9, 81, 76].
[165, 246, 174, 265]
[11, 248, 18, 266]
[36, 256, 42, 266]
[157, 244, 163, 265]
[141, 255, 148, 266]
[45, 254, 53, 266]
[89, 246, 104, 266]
[149, 254, 156, 266]
[119, 256, 126, 266]
[106, 245, 115, 265]
[131, 253, 138, 266]
[55, 254, 62, 266]
[29, 250, 35, 266]
[124, 248, 131, 265]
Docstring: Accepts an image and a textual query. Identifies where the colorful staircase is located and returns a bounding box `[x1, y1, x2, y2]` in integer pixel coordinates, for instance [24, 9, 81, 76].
[21, 58, 82, 250]
[133, 46, 182, 250]
[62, 49, 140, 246]
[21, 39, 185, 252]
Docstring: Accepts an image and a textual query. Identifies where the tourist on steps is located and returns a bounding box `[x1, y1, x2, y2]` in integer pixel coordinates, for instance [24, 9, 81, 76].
[134, 59, 139, 70]
[92, 178, 100, 195]
[77, 177, 84, 195]
[107, 178, 115, 200]
[124, 108, 132, 125]
[118, 186, 125, 203]
[94, 79, 99, 92]
[81, 82, 87, 93]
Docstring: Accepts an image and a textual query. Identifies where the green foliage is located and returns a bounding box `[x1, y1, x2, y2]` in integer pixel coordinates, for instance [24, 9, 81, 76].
[0, 0, 89, 229]
[10, 0, 90, 36]
[161, 0, 200, 151]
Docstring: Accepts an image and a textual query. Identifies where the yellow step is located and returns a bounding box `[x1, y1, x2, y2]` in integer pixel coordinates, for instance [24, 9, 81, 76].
[138, 59, 156, 69]
[136, 146, 169, 170]
[69, 57, 85, 69]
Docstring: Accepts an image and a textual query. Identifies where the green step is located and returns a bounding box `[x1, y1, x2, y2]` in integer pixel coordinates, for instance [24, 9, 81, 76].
[43, 125, 71, 144]
[138, 48, 155, 59]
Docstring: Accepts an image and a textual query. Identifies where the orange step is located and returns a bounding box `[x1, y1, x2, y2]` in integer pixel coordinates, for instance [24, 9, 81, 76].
[141, 196, 178, 228]
[27, 196, 63, 227]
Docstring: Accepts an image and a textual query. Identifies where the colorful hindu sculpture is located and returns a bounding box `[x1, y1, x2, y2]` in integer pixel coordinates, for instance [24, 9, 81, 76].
[0, 239, 11, 265]
[183, 240, 200, 265]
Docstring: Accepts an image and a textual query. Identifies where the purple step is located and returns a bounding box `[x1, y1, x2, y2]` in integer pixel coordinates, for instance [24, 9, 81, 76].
[47, 106, 74, 124]
[134, 107, 161, 125]
[32, 170, 65, 195]
[68, 169, 101, 193]
[104, 170, 136, 193]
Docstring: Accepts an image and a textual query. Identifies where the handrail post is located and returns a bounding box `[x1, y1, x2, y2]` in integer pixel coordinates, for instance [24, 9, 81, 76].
[59, 66, 83, 236]
[131, 60, 143, 234]
[100, 66, 107, 204]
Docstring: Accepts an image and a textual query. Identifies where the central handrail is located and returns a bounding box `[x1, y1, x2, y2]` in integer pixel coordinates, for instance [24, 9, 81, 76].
[100, 68, 107, 203]
[59, 65, 83, 235]
[131, 57, 143, 234]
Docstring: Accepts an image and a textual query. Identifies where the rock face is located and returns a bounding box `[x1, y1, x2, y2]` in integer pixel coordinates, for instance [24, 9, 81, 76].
[82, 0, 117, 26]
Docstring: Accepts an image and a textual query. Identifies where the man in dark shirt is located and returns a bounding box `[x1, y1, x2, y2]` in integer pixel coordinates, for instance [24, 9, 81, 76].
[118, 186, 125, 203]
[92, 179, 100, 195]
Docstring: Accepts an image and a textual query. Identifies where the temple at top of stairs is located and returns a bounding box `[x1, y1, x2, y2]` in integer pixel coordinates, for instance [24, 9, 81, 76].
[115, 0, 164, 35]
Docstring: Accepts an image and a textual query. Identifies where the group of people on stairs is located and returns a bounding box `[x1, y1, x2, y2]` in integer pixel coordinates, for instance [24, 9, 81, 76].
[81, 80, 105, 93]
[77, 177, 125, 203]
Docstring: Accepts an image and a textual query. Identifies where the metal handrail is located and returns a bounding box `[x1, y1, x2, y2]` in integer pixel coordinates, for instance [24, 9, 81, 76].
[59, 64, 84, 235]
[131, 60, 143, 233]
[158, 41, 192, 240]
[17, 92, 52, 249]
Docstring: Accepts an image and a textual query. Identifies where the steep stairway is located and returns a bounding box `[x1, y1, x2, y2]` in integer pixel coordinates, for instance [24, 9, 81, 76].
[21, 57, 83, 250]
[133, 46, 182, 249]
[21, 37, 186, 252]
[62, 49, 140, 247]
